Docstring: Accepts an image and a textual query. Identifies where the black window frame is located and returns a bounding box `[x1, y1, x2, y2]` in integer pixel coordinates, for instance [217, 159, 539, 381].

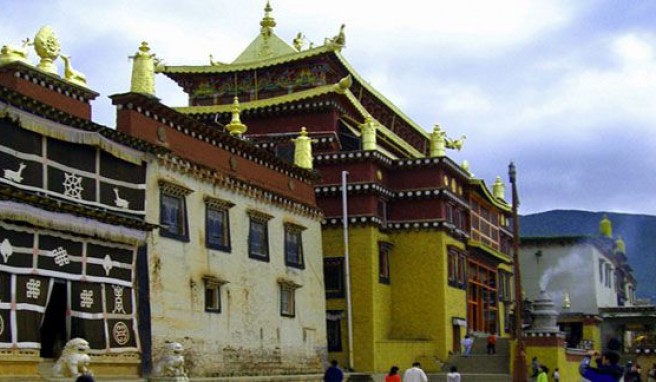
[284, 223, 305, 269]
[326, 310, 343, 352]
[378, 242, 391, 284]
[203, 276, 226, 314]
[248, 210, 273, 262]
[205, 197, 234, 252]
[324, 257, 345, 298]
[159, 182, 191, 242]
[278, 281, 299, 318]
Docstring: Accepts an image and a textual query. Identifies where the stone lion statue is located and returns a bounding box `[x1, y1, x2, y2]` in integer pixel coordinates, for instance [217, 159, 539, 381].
[52, 337, 93, 377]
[154, 342, 187, 377]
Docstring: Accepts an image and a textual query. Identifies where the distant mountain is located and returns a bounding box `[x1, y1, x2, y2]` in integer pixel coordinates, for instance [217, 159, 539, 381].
[520, 210, 656, 302]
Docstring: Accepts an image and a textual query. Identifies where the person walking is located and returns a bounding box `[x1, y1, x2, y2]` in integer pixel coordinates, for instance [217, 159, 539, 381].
[553, 367, 560, 382]
[323, 360, 344, 382]
[531, 356, 540, 380]
[385, 366, 401, 382]
[487, 332, 497, 354]
[403, 362, 428, 382]
[647, 363, 656, 382]
[462, 335, 474, 356]
[578, 350, 624, 382]
[447, 366, 461, 382]
[537, 365, 549, 382]
[625, 363, 643, 382]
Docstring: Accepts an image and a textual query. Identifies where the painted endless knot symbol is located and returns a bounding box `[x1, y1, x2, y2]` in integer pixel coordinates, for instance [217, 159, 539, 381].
[112, 321, 130, 346]
[26, 279, 41, 299]
[52, 247, 70, 267]
[80, 289, 94, 308]
[63, 172, 83, 199]
[111, 285, 126, 314]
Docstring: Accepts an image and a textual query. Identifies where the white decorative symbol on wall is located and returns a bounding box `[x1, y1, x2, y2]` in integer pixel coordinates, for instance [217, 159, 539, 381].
[51, 247, 70, 267]
[112, 285, 126, 314]
[26, 279, 41, 299]
[0, 239, 13, 263]
[102, 254, 113, 275]
[63, 172, 83, 199]
[80, 290, 94, 309]
[3, 162, 26, 183]
[112, 321, 130, 346]
[112, 188, 130, 209]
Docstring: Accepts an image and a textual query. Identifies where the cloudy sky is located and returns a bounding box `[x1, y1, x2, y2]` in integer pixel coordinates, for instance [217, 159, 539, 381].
[2, 0, 656, 216]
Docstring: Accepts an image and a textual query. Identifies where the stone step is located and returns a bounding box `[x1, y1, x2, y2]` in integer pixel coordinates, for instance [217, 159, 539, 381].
[443, 354, 510, 374]
[428, 373, 511, 382]
[469, 337, 510, 355]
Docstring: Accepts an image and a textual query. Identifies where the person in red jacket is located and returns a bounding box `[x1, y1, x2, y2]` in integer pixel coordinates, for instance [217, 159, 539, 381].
[487, 332, 497, 354]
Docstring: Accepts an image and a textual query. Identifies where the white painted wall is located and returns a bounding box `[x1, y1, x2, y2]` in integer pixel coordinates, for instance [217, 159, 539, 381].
[146, 160, 327, 376]
[520, 241, 619, 315]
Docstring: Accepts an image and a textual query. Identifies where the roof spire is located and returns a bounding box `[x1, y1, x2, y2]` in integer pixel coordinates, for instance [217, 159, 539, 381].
[260, 1, 276, 36]
[226, 96, 248, 137]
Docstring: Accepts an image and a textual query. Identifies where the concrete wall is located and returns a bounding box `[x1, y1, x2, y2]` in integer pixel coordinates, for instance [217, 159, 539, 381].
[147, 161, 326, 377]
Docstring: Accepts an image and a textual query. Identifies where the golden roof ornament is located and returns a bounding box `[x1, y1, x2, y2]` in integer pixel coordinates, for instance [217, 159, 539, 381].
[493, 176, 505, 200]
[445, 134, 466, 151]
[615, 235, 626, 254]
[461, 160, 473, 176]
[292, 127, 317, 169]
[360, 116, 377, 151]
[226, 97, 248, 137]
[600, 214, 612, 238]
[335, 74, 352, 94]
[260, 1, 276, 37]
[0, 38, 33, 66]
[130, 42, 158, 96]
[562, 291, 571, 309]
[34, 25, 61, 75]
[325, 24, 346, 51]
[429, 124, 446, 157]
[293, 32, 305, 51]
[59, 55, 87, 87]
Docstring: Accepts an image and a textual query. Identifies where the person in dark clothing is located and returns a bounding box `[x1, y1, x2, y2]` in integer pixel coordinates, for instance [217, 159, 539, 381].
[324, 359, 344, 382]
[579, 350, 624, 382]
[76, 375, 95, 382]
[625, 362, 643, 382]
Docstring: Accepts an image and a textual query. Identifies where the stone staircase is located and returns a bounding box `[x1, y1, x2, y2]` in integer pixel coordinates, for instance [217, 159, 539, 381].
[431, 336, 511, 382]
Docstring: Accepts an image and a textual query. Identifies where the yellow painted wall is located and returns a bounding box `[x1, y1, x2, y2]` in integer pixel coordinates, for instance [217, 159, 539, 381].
[583, 322, 602, 351]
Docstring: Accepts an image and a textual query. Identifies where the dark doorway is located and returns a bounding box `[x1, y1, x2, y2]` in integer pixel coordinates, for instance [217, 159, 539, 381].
[40, 280, 67, 358]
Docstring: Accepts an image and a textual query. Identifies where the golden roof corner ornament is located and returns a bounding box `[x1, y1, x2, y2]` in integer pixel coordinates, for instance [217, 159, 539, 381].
[209, 54, 224, 66]
[429, 124, 446, 157]
[360, 116, 377, 151]
[492, 176, 505, 200]
[0, 38, 33, 67]
[59, 55, 87, 87]
[129, 42, 158, 96]
[461, 160, 473, 176]
[292, 127, 317, 169]
[334, 75, 352, 94]
[445, 134, 466, 151]
[293, 32, 305, 51]
[325, 24, 346, 51]
[34, 25, 61, 75]
[226, 96, 248, 137]
[260, 1, 277, 37]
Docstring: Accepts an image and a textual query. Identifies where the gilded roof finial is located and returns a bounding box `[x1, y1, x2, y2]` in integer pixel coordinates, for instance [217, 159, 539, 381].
[293, 32, 305, 51]
[615, 235, 626, 254]
[325, 24, 346, 51]
[226, 96, 248, 137]
[0, 38, 33, 67]
[34, 25, 60, 75]
[335, 75, 352, 94]
[493, 176, 505, 200]
[461, 160, 473, 176]
[260, 1, 277, 37]
[429, 124, 446, 157]
[360, 116, 377, 151]
[600, 214, 612, 238]
[563, 291, 571, 309]
[292, 127, 317, 169]
[129, 42, 158, 96]
[445, 134, 466, 151]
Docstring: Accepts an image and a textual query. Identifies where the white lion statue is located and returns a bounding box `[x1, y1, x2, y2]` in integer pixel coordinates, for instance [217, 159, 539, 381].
[52, 337, 93, 377]
[154, 341, 187, 377]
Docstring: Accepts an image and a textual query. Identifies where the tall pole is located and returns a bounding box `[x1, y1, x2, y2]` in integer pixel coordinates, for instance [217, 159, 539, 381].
[509, 162, 528, 382]
[342, 171, 354, 371]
